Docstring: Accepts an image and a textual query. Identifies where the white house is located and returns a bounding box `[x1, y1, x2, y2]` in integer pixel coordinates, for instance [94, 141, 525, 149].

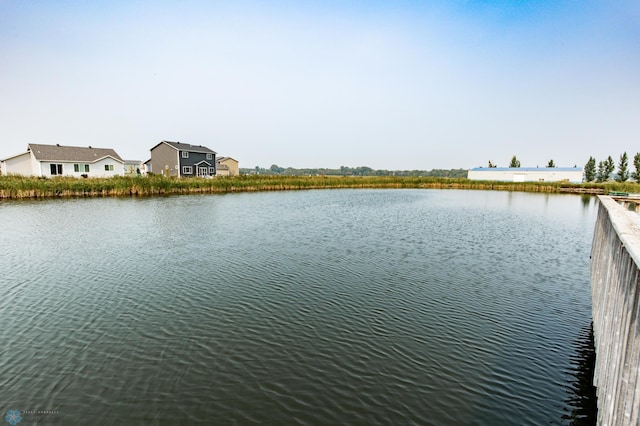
[1, 144, 125, 178]
[467, 167, 583, 183]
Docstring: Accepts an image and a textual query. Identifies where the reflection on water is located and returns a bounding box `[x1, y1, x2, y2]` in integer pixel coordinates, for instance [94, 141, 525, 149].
[580, 194, 593, 209]
[0, 189, 599, 424]
[564, 324, 597, 425]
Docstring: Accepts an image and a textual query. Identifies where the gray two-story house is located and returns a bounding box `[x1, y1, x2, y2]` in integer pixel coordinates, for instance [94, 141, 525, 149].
[147, 141, 217, 177]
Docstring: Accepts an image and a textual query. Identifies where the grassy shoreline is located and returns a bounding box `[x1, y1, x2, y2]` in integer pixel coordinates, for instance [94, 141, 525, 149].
[0, 174, 637, 200]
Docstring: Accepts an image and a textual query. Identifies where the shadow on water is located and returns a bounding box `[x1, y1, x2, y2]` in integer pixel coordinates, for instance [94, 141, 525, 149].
[563, 323, 597, 425]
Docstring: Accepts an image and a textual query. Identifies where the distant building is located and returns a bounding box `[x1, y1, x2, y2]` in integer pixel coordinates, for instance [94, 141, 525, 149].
[147, 141, 217, 178]
[467, 167, 583, 183]
[216, 157, 239, 176]
[1, 143, 125, 177]
[123, 160, 142, 175]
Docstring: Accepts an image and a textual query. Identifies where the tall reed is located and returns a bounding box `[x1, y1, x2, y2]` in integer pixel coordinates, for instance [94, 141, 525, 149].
[0, 174, 636, 200]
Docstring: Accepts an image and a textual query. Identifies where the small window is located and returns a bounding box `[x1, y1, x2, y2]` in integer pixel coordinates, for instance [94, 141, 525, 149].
[182, 151, 189, 158]
[209, 167, 215, 174]
[183, 166, 193, 174]
[50, 164, 63, 175]
[206, 153, 213, 160]
[74, 164, 79, 172]
[84, 164, 90, 172]
[105, 164, 114, 171]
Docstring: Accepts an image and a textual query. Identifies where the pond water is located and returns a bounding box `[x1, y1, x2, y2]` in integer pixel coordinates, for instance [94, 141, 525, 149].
[0, 189, 597, 425]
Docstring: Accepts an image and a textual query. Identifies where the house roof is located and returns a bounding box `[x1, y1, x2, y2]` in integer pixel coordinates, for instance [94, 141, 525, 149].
[151, 140, 217, 155]
[28, 144, 124, 163]
[469, 167, 582, 172]
[217, 156, 238, 163]
[0, 151, 31, 162]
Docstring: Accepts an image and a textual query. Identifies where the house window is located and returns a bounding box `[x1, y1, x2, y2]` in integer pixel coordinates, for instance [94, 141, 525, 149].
[74, 164, 79, 172]
[206, 153, 213, 160]
[182, 151, 189, 158]
[84, 164, 90, 172]
[50, 164, 63, 175]
[105, 164, 114, 171]
[183, 166, 193, 174]
[209, 167, 216, 174]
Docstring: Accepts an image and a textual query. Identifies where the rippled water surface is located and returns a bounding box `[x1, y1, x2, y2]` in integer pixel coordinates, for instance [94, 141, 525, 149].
[0, 189, 597, 424]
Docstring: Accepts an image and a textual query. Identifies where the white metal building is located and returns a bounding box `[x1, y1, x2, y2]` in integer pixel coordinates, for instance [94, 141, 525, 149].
[467, 167, 583, 183]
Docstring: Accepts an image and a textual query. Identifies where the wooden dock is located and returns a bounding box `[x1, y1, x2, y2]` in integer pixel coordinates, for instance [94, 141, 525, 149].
[609, 193, 640, 213]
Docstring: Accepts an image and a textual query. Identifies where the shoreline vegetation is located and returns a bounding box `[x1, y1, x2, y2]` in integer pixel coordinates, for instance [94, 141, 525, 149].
[0, 174, 638, 200]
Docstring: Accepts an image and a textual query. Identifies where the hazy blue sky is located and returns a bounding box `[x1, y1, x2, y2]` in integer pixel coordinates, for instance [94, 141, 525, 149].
[1, 0, 638, 170]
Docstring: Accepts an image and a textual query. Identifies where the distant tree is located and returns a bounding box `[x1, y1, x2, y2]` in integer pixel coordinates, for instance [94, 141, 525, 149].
[583, 157, 596, 182]
[547, 159, 556, 168]
[632, 153, 640, 182]
[354, 166, 373, 176]
[488, 160, 497, 168]
[239, 166, 478, 179]
[509, 155, 521, 168]
[616, 152, 629, 182]
[605, 156, 615, 180]
[270, 164, 285, 174]
[596, 161, 607, 183]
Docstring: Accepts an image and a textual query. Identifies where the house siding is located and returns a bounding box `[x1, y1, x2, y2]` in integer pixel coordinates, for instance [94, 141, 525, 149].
[38, 158, 124, 178]
[2, 152, 32, 175]
[179, 152, 216, 177]
[218, 158, 239, 176]
[150, 143, 180, 177]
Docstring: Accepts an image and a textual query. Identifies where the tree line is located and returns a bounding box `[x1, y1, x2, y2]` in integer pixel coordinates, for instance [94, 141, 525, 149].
[487, 153, 640, 183]
[487, 156, 558, 168]
[241, 165, 468, 178]
[245, 152, 640, 182]
[583, 152, 640, 183]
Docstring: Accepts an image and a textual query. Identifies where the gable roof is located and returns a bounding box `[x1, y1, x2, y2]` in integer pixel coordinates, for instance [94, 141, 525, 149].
[217, 156, 238, 163]
[151, 140, 217, 155]
[28, 144, 124, 163]
[1, 151, 31, 162]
